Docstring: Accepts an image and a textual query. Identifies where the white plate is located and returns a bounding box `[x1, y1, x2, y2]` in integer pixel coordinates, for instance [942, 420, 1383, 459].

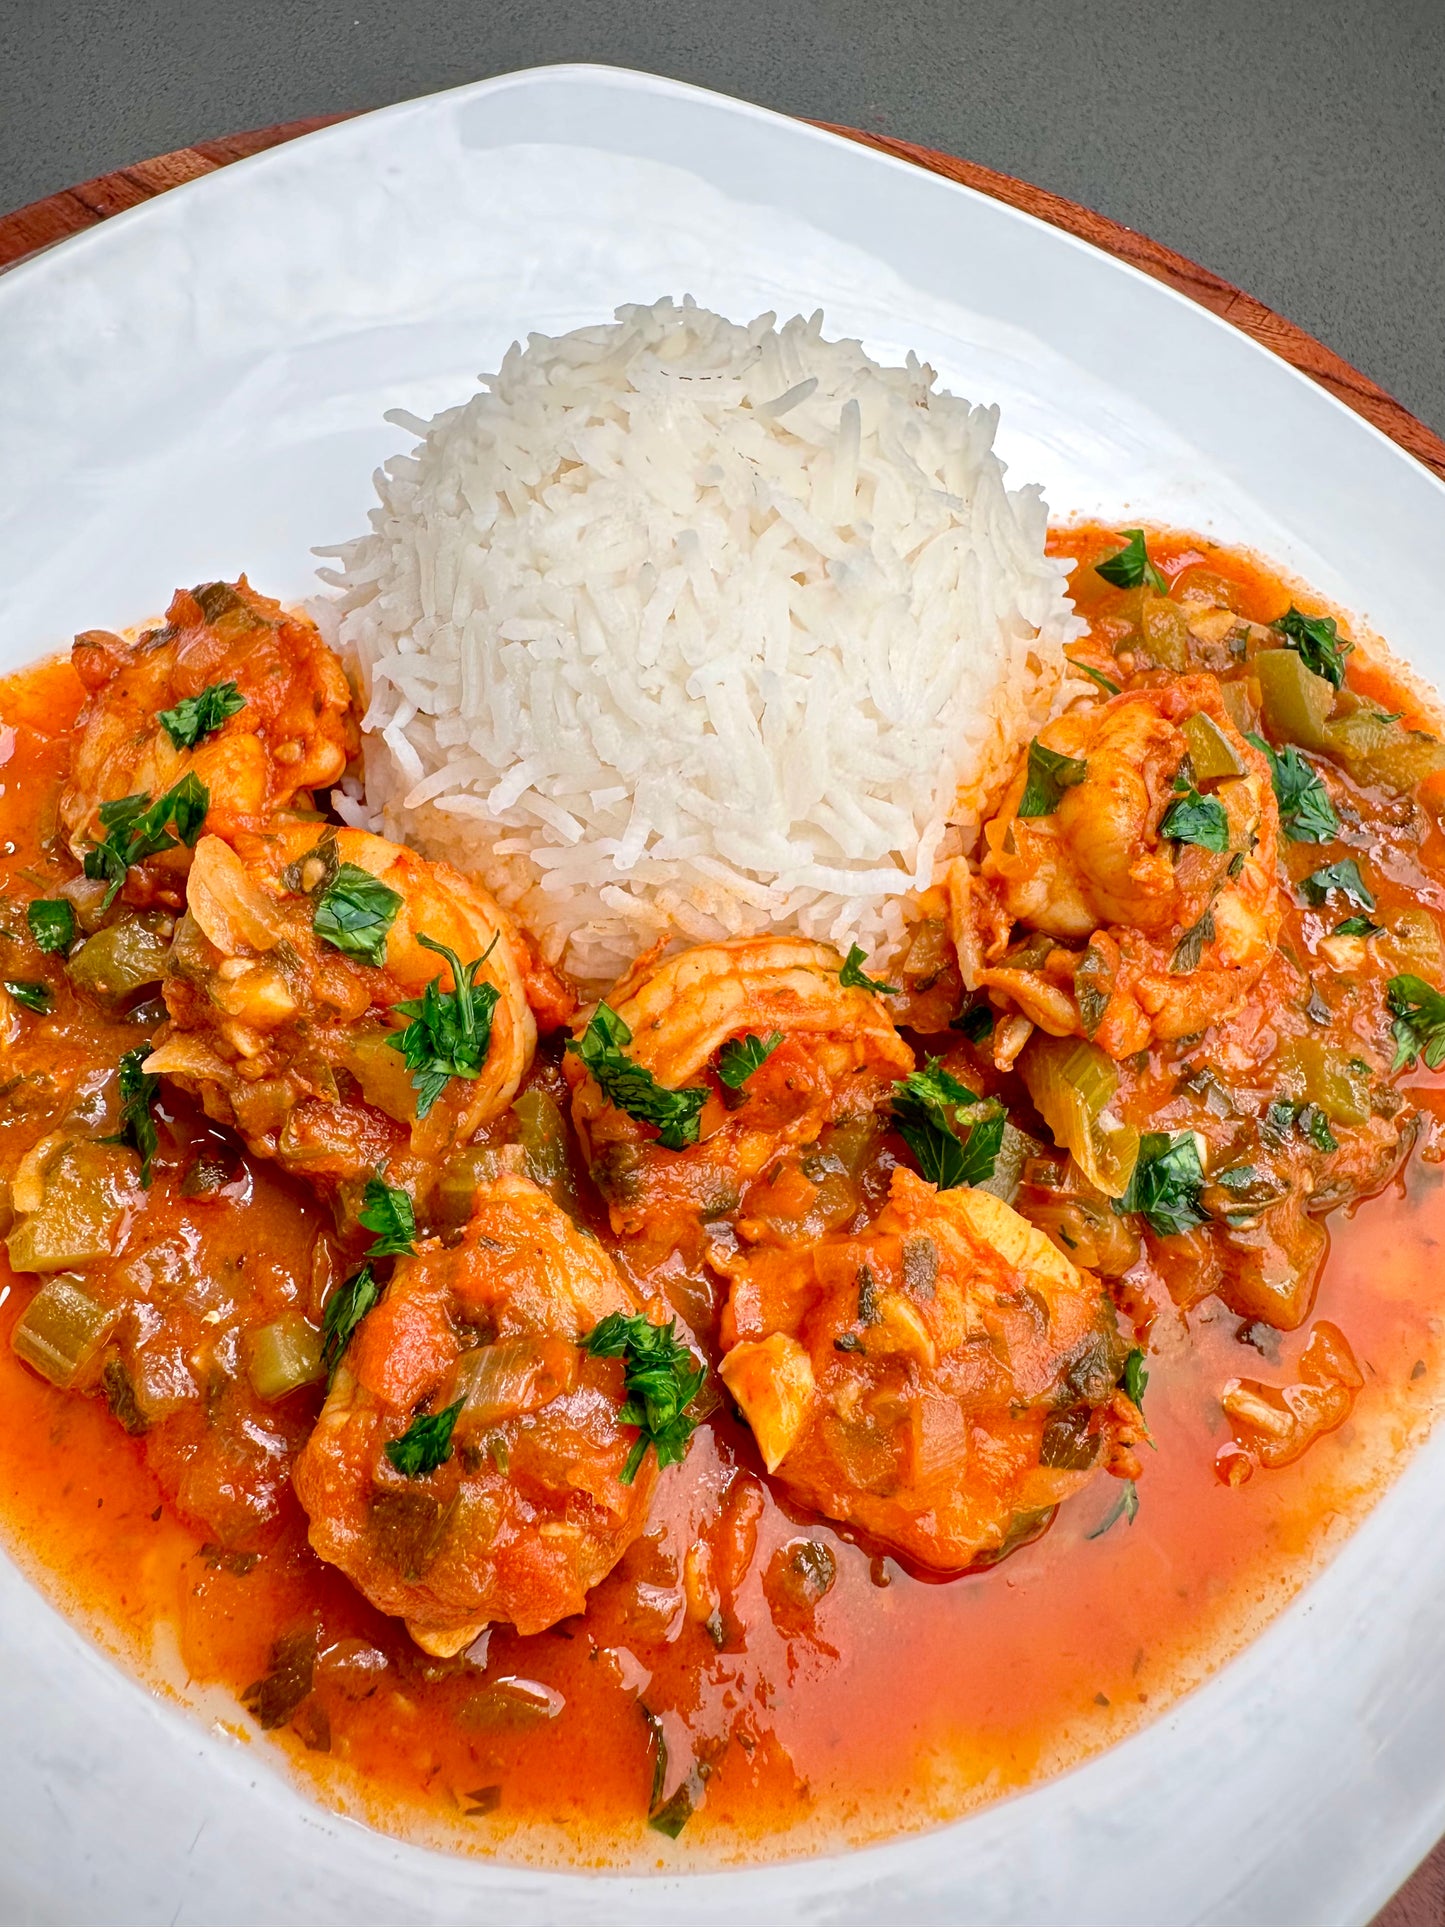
[1, 64, 1443, 1927]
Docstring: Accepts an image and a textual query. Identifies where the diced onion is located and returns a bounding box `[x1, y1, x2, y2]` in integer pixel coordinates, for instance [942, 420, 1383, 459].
[187, 836, 282, 954]
[455, 1336, 578, 1431]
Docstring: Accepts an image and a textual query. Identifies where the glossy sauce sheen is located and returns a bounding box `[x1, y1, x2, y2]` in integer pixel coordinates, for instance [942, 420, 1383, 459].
[1, 536, 1444, 1868]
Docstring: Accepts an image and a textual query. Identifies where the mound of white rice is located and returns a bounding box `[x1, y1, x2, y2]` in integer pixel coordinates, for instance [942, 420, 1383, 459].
[321, 297, 1079, 988]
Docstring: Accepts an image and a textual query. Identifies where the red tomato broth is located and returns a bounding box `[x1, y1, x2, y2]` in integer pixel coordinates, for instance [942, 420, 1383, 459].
[0, 534, 1443, 1869]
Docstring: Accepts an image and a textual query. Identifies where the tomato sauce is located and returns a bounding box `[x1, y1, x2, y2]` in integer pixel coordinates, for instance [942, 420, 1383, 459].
[1, 538, 1443, 1869]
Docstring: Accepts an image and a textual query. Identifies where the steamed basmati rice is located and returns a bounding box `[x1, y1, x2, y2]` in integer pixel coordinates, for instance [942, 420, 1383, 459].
[321, 298, 1080, 988]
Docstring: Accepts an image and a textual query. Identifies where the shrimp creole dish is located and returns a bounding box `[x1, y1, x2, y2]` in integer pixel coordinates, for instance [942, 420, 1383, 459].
[3, 299, 1444, 1865]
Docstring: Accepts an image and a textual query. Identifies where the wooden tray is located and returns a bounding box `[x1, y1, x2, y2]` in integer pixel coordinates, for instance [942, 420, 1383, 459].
[0, 109, 1442, 1926]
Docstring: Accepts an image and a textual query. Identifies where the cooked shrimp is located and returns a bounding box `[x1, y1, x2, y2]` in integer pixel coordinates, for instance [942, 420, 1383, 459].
[715, 1165, 1138, 1571]
[294, 1174, 661, 1651]
[59, 579, 357, 908]
[147, 825, 536, 1188]
[953, 675, 1281, 1056]
[563, 936, 914, 1244]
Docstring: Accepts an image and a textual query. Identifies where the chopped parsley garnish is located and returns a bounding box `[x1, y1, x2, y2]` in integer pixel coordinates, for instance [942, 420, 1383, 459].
[1071, 658, 1122, 696]
[1086, 1479, 1139, 1539]
[312, 861, 403, 967]
[1159, 786, 1229, 852]
[951, 997, 995, 1044]
[157, 679, 246, 750]
[387, 934, 500, 1119]
[84, 773, 209, 910]
[1387, 973, 1445, 1072]
[838, 944, 899, 996]
[1095, 529, 1168, 595]
[1272, 605, 1352, 689]
[26, 898, 75, 954]
[320, 1263, 381, 1384]
[1246, 733, 1339, 844]
[716, 1030, 783, 1090]
[1118, 1131, 1206, 1238]
[1262, 1098, 1339, 1153]
[110, 1042, 161, 1186]
[1300, 857, 1374, 911]
[583, 1311, 706, 1485]
[5, 980, 52, 1013]
[1018, 738, 1089, 819]
[1334, 914, 1382, 938]
[357, 1176, 416, 1257]
[1122, 1347, 1148, 1411]
[566, 1001, 708, 1150]
[1170, 907, 1215, 974]
[385, 1398, 465, 1478]
[891, 1059, 1003, 1190]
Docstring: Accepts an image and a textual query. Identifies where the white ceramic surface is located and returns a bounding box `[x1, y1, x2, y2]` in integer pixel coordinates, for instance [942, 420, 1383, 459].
[1, 64, 1444, 1927]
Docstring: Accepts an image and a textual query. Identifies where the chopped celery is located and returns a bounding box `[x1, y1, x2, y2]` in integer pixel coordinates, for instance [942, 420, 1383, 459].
[246, 1312, 324, 1400]
[511, 1088, 580, 1217]
[1277, 1038, 1371, 1127]
[1136, 595, 1190, 671]
[1181, 712, 1244, 781]
[1020, 1036, 1139, 1200]
[12, 1274, 117, 1387]
[66, 917, 170, 1002]
[1255, 649, 1335, 751]
[1324, 693, 1445, 790]
[1218, 678, 1261, 736]
[6, 1141, 136, 1272]
[346, 1026, 419, 1122]
[434, 1145, 506, 1229]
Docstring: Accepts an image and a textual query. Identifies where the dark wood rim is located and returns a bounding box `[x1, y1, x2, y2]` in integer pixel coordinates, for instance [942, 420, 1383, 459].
[1, 111, 1442, 488]
[0, 106, 1441, 1924]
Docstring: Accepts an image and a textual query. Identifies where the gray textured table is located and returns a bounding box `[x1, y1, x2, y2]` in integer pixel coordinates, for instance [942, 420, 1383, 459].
[2, 0, 1443, 434]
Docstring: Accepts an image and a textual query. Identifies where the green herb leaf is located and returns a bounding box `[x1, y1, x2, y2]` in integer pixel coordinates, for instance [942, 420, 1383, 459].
[1122, 1347, 1148, 1411]
[386, 934, 501, 1119]
[891, 1059, 1003, 1191]
[1300, 857, 1375, 910]
[584, 1312, 706, 1484]
[84, 773, 209, 910]
[1246, 734, 1339, 844]
[1071, 658, 1122, 696]
[1086, 1479, 1139, 1539]
[1018, 738, 1090, 819]
[1095, 529, 1168, 595]
[951, 997, 995, 1043]
[838, 944, 899, 996]
[1387, 973, 1445, 1072]
[385, 1399, 465, 1478]
[716, 1030, 784, 1090]
[1119, 1131, 1206, 1238]
[1334, 914, 1381, 938]
[157, 679, 247, 750]
[312, 861, 403, 967]
[566, 1002, 708, 1150]
[1159, 787, 1229, 852]
[110, 1042, 161, 1186]
[4, 980, 52, 1013]
[321, 1264, 380, 1384]
[1170, 907, 1216, 974]
[1299, 1103, 1338, 1153]
[1272, 606, 1352, 689]
[26, 898, 75, 954]
[358, 1177, 416, 1257]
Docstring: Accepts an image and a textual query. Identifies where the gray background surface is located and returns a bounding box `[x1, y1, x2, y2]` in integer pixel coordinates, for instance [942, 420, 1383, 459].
[1, 0, 1443, 433]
